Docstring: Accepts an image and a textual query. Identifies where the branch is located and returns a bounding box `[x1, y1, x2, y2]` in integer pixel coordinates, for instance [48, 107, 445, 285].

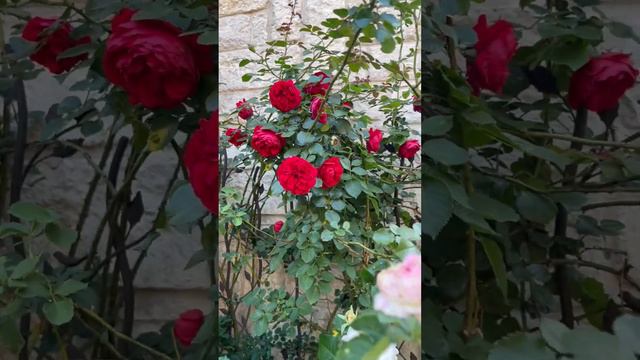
[76, 307, 173, 360]
[582, 200, 640, 212]
[522, 131, 640, 150]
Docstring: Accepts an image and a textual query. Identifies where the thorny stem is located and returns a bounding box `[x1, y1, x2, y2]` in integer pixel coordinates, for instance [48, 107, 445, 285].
[445, 14, 480, 339]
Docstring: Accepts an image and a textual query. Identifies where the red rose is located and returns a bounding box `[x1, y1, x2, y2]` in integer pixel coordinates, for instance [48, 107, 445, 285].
[225, 128, 246, 147]
[236, 98, 253, 120]
[183, 112, 218, 214]
[467, 15, 517, 95]
[173, 309, 204, 347]
[367, 128, 383, 153]
[399, 139, 420, 159]
[343, 101, 353, 109]
[269, 80, 302, 112]
[251, 126, 286, 158]
[317, 157, 343, 189]
[303, 71, 331, 96]
[276, 157, 318, 195]
[103, 8, 213, 109]
[21, 17, 90, 74]
[182, 34, 214, 75]
[569, 53, 639, 113]
[412, 95, 422, 113]
[310, 97, 328, 124]
[274, 220, 284, 233]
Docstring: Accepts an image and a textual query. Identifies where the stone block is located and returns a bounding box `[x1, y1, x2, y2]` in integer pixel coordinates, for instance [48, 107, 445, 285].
[220, 0, 269, 16]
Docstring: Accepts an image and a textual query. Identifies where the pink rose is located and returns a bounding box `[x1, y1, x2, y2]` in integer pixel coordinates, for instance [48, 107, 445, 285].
[374, 254, 421, 321]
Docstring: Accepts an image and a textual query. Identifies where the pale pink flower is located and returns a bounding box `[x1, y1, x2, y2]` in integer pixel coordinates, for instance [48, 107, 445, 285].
[373, 253, 421, 321]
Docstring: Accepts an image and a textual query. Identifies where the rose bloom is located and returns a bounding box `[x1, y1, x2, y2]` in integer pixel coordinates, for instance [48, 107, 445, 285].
[467, 15, 517, 95]
[317, 157, 343, 189]
[568, 53, 639, 113]
[251, 126, 286, 158]
[269, 80, 302, 112]
[276, 157, 318, 195]
[183, 112, 218, 214]
[310, 97, 328, 124]
[103, 8, 213, 109]
[274, 220, 284, 233]
[341, 328, 399, 360]
[343, 101, 353, 109]
[236, 98, 254, 119]
[173, 309, 204, 347]
[303, 71, 331, 96]
[374, 254, 421, 321]
[21, 17, 90, 74]
[225, 128, 246, 147]
[398, 139, 420, 159]
[367, 128, 383, 153]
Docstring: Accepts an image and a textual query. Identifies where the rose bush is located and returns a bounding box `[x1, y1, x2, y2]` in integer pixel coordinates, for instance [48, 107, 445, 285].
[218, 0, 421, 358]
[425, 0, 640, 358]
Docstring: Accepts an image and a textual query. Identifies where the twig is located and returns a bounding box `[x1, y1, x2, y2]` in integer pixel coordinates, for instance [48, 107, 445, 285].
[77, 307, 173, 360]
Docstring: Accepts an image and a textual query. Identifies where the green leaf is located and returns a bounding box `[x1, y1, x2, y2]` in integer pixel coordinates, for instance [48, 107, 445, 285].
[55, 279, 87, 296]
[363, 337, 392, 360]
[42, 297, 74, 326]
[372, 229, 394, 245]
[57, 43, 95, 60]
[166, 182, 207, 230]
[469, 193, 519, 222]
[0, 222, 31, 238]
[607, 22, 640, 42]
[613, 314, 640, 357]
[380, 37, 396, 53]
[333, 8, 348, 17]
[561, 327, 621, 360]
[344, 181, 363, 198]
[325, 210, 340, 225]
[515, 192, 557, 224]
[9, 202, 55, 223]
[547, 39, 590, 70]
[331, 200, 346, 211]
[301, 248, 316, 263]
[10, 257, 39, 280]
[424, 115, 453, 136]
[85, 0, 123, 20]
[540, 318, 569, 353]
[480, 238, 508, 298]
[503, 134, 570, 167]
[299, 275, 313, 291]
[424, 180, 452, 238]
[45, 223, 77, 250]
[489, 333, 554, 360]
[424, 139, 468, 165]
[321, 230, 334, 242]
[318, 333, 339, 360]
[296, 131, 316, 146]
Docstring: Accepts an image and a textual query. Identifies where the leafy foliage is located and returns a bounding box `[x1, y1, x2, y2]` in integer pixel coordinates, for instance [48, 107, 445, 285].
[425, 0, 640, 357]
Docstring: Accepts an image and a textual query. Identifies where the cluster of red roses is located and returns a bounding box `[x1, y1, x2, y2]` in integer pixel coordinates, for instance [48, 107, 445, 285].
[467, 15, 639, 113]
[224, 72, 421, 199]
